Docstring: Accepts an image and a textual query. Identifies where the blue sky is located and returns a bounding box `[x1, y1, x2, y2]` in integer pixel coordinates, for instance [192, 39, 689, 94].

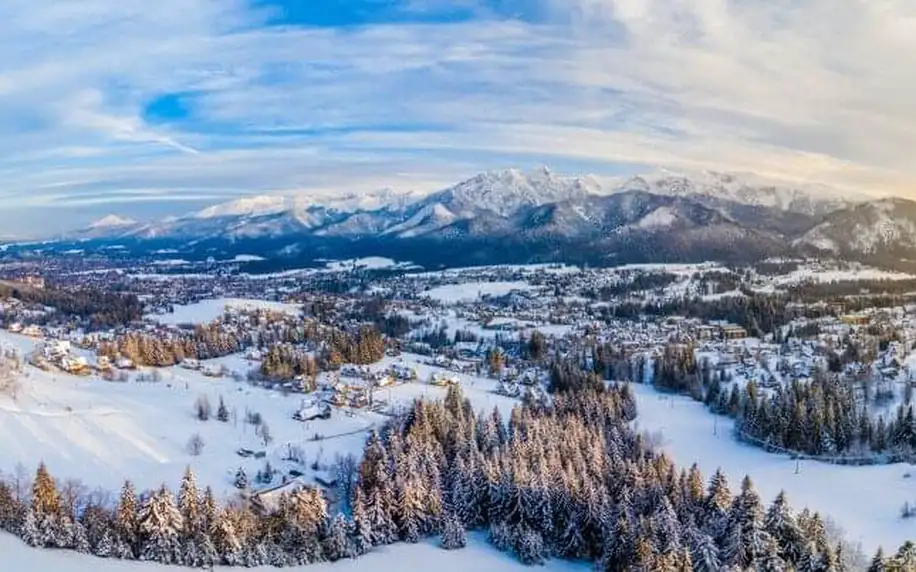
[0, 0, 912, 236]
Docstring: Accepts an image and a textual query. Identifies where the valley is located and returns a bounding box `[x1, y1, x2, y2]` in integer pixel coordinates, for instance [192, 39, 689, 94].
[0, 251, 915, 569]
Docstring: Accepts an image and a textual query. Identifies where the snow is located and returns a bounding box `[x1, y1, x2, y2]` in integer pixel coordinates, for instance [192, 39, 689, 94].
[631, 383, 914, 554]
[194, 195, 289, 219]
[0, 330, 518, 502]
[323, 257, 409, 271]
[89, 215, 138, 229]
[423, 281, 534, 303]
[773, 266, 916, 286]
[230, 254, 266, 262]
[636, 206, 678, 229]
[151, 259, 190, 267]
[3, 532, 585, 571]
[146, 298, 303, 325]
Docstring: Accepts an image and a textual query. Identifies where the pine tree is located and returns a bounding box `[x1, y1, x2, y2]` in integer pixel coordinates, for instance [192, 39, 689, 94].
[868, 547, 887, 572]
[234, 467, 249, 490]
[892, 541, 916, 571]
[94, 528, 114, 558]
[20, 507, 40, 547]
[323, 513, 353, 561]
[765, 491, 805, 565]
[440, 511, 467, 550]
[177, 466, 200, 537]
[72, 519, 90, 553]
[211, 508, 243, 566]
[217, 396, 229, 422]
[138, 486, 183, 564]
[115, 480, 138, 558]
[31, 462, 60, 517]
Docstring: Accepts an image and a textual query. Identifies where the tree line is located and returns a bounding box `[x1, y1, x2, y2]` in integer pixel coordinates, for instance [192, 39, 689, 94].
[2, 383, 916, 568]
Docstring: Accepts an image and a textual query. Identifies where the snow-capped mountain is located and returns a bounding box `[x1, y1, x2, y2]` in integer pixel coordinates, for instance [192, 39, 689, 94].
[69, 215, 143, 240]
[66, 167, 901, 266]
[612, 171, 856, 216]
[796, 198, 916, 257]
[89, 214, 138, 229]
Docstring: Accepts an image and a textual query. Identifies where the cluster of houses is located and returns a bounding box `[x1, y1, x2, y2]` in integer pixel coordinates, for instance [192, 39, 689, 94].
[32, 340, 90, 375]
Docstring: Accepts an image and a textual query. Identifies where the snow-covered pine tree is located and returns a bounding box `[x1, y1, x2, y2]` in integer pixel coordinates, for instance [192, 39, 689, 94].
[234, 467, 249, 490]
[867, 547, 887, 572]
[177, 466, 200, 537]
[514, 526, 547, 565]
[211, 508, 243, 566]
[323, 513, 353, 561]
[439, 511, 467, 550]
[115, 480, 138, 558]
[892, 541, 916, 571]
[350, 486, 373, 555]
[137, 485, 184, 564]
[687, 529, 720, 572]
[217, 396, 229, 422]
[94, 528, 114, 558]
[72, 519, 91, 553]
[765, 490, 805, 565]
[31, 462, 60, 517]
[20, 507, 40, 547]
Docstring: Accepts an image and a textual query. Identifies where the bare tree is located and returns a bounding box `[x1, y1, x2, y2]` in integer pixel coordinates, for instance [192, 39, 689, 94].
[258, 421, 273, 447]
[186, 433, 205, 456]
[0, 349, 23, 400]
[195, 395, 212, 421]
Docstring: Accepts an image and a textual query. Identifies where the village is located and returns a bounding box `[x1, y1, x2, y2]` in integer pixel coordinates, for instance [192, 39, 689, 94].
[0, 254, 915, 511]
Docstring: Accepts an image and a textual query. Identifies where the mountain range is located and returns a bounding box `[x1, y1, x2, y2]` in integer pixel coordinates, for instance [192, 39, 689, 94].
[67, 168, 916, 268]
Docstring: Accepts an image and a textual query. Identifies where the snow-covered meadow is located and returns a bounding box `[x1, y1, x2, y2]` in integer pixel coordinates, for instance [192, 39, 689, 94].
[146, 298, 303, 326]
[631, 383, 915, 554]
[4, 532, 586, 572]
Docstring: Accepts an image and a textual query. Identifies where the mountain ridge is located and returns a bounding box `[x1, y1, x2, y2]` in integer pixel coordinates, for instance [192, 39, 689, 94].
[64, 168, 916, 266]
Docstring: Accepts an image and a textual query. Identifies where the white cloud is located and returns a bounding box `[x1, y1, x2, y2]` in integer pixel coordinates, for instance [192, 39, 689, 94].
[2, 0, 916, 234]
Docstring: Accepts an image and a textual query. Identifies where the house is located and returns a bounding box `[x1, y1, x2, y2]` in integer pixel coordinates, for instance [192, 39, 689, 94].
[116, 357, 135, 369]
[180, 358, 200, 370]
[430, 372, 460, 387]
[8, 322, 22, 333]
[22, 325, 42, 338]
[720, 324, 748, 340]
[293, 399, 332, 421]
[201, 364, 223, 377]
[61, 356, 90, 375]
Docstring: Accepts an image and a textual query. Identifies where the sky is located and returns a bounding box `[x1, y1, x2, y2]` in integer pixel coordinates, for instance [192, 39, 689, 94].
[1, 0, 914, 236]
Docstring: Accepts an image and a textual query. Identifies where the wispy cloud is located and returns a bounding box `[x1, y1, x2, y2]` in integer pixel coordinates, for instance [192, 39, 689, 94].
[1, 0, 914, 234]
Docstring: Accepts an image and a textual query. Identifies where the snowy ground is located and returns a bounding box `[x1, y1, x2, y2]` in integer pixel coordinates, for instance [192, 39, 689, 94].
[145, 298, 303, 325]
[631, 383, 915, 554]
[0, 329, 517, 501]
[4, 533, 586, 572]
[423, 282, 535, 303]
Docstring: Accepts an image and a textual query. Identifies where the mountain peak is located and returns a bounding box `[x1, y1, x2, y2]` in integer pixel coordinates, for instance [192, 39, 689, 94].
[611, 171, 855, 216]
[89, 214, 138, 229]
[434, 167, 596, 217]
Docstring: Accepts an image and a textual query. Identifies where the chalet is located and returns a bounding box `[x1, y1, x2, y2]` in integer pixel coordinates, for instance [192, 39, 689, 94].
[720, 324, 748, 340]
[22, 324, 42, 338]
[429, 372, 460, 387]
[293, 399, 331, 421]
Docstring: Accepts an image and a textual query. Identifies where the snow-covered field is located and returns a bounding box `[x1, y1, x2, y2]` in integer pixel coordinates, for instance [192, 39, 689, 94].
[146, 298, 303, 325]
[632, 383, 914, 554]
[5, 533, 585, 571]
[0, 329, 518, 499]
[424, 281, 534, 303]
[322, 257, 419, 272]
[772, 266, 916, 286]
